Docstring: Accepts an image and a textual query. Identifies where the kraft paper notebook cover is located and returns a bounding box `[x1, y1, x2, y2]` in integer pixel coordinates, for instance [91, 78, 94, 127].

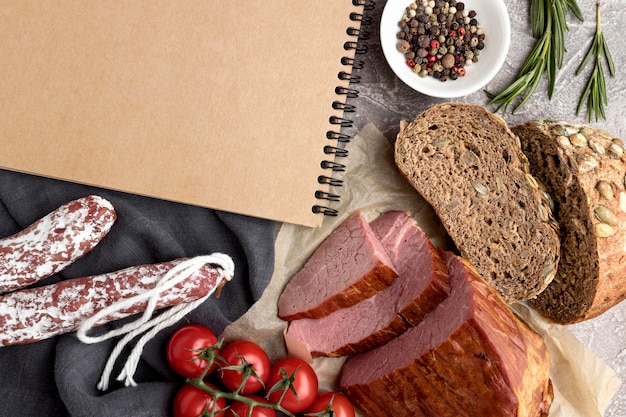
[0, 1, 371, 227]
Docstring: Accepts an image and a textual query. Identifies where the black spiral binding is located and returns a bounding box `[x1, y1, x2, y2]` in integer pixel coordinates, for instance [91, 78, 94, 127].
[312, 0, 374, 217]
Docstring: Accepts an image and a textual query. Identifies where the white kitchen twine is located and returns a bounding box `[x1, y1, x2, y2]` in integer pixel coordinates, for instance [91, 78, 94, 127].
[76, 253, 235, 391]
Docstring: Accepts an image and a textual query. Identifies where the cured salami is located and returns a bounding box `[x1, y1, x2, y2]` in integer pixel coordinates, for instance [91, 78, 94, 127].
[0, 258, 230, 346]
[0, 195, 116, 294]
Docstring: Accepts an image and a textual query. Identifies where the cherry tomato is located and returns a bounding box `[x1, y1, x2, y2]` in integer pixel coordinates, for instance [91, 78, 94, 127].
[218, 340, 271, 394]
[167, 324, 219, 379]
[226, 395, 277, 417]
[172, 384, 227, 417]
[303, 392, 356, 417]
[265, 357, 318, 413]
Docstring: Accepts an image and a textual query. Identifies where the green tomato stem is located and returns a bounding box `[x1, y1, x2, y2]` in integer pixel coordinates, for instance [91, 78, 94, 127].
[183, 339, 297, 417]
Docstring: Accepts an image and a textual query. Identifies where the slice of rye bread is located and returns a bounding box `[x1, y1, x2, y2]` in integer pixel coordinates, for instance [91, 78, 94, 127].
[394, 103, 560, 303]
[277, 211, 398, 321]
[284, 211, 450, 360]
[513, 121, 626, 323]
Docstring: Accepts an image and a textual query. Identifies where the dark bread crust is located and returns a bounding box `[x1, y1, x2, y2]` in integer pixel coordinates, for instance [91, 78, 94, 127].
[394, 103, 560, 303]
[513, 121, 626, 323]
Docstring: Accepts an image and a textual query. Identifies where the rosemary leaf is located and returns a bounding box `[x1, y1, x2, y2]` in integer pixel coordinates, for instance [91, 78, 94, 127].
[531, 0, 545, 37]
[575, 2, 614, 122]
[601, 33, 616, 76]
[576, 68, 593, 115]
[575, 37, 597, 75]
[486, 0, 582, 112]
[519, 31, 551, 75]
[567, 0, 585, 21]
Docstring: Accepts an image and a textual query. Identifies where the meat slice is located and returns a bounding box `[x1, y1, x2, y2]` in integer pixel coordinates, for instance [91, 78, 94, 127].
[277, 211, 398, 321]
[340, 251, 553, 417]
[284, 211, 450, 360]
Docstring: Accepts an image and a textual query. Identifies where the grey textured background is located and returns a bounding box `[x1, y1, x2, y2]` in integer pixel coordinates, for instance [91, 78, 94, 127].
[347, 1, 626, 415]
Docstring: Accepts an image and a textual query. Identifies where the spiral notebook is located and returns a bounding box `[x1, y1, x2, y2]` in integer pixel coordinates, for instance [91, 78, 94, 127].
[0, 1, 373, 227]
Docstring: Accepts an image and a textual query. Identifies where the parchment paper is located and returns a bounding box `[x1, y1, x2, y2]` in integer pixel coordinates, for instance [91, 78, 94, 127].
[223, 123, 622, 416]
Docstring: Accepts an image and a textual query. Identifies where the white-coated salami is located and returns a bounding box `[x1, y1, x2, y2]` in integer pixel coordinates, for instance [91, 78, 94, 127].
[0, 195, 116, 294]
[0, 257, 232, 346]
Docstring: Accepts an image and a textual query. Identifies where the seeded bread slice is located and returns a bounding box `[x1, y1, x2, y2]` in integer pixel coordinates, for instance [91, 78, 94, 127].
[394, 103, 560, 303]
[513, 121, 626, 323]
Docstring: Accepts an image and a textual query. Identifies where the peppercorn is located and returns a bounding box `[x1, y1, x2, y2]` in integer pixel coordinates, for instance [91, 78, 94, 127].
[395, 2, 485, 83]
[397, 40, 411, 54]
[417, 35, 430, 48]
[441, 53, 455, 69]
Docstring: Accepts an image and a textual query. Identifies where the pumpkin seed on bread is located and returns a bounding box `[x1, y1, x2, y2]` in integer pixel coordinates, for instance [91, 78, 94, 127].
[394, 103, 560, 303]
[513, 120, 626, 323]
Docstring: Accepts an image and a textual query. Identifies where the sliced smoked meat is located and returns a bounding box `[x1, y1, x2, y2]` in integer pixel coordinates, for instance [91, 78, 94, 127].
[277, 211, 398, 321]
[340, 251, 553, 417]
[285, 211, 450, 360]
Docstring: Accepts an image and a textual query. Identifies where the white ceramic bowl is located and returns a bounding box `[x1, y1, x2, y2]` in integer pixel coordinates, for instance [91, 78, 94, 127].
[380, 0, 511, 98]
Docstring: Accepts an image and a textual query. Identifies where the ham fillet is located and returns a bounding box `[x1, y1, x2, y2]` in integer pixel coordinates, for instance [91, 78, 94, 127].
[285, 211, 450, 360]
[340, 251, 553, 417]
[277, 211, 398, 321]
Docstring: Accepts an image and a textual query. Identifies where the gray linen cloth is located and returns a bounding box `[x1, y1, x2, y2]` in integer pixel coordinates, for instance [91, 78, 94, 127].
[0, 169, 276, 417]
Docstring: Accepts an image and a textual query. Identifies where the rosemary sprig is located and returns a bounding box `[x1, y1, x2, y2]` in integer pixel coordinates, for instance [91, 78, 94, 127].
[575, 2, 615, 122]
[486, 0, 583, 113]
